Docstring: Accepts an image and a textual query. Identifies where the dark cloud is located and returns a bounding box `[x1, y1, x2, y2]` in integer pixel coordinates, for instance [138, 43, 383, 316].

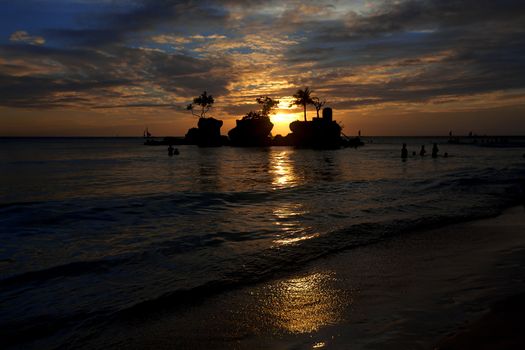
[0, 72, 129, 108]
[47, 0, 231, 47]
[1, 0, 524, 113]
[0, 43, 233, 109]
[281, 0, 525, 108]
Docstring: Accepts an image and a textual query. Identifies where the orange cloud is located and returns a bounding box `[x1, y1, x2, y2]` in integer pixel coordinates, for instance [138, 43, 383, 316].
[9, 31, 45, 45]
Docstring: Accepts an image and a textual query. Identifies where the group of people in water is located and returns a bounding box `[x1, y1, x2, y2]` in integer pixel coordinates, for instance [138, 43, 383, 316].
[168, 145, 179, 156]
[401, 143, 447, 160]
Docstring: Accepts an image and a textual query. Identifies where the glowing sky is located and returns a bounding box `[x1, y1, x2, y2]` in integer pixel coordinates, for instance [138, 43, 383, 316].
[1, 0, 525, 136]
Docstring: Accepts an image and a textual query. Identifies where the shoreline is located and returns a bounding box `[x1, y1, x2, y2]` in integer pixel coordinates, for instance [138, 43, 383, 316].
[69, 205, 525, 349]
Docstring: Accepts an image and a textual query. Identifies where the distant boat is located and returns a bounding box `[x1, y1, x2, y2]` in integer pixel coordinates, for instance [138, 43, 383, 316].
[143, 128, 152, 138]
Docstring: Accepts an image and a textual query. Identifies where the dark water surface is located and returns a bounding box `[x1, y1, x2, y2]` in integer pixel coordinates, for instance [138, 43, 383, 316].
[1, 137, 524, 348]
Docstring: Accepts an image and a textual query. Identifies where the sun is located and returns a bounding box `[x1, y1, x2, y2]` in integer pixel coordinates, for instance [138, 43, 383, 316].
[270, 97, 301, 135]
[272, 112, 298, 124]
[271, 112, 301, 135]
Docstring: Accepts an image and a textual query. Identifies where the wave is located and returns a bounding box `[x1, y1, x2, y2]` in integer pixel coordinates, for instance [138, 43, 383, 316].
[1, 164, 524, 348]
[2, 197, 520, 346]
[2, 208, 514, 348]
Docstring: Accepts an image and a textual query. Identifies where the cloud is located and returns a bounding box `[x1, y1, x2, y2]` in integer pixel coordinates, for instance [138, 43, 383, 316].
[9, 31, 46, 46]
[1, 0, 525, 118]
[0, 43, 233, 109]
[274, 0, 525, 110]
[151, 34, 227, 45]
[45, 0, 231, 47]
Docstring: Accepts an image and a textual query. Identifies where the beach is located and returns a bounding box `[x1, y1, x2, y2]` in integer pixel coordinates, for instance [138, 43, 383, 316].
[2, 1, 525, 347]
[1, 137, 525, 349]
[65, 205, 525, 349]
[436, 292, 525, 350]
[2, 0, 525, 347]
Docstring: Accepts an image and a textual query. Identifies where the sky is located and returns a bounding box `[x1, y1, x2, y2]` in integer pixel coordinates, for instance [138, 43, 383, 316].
[1, 0, 525, 136]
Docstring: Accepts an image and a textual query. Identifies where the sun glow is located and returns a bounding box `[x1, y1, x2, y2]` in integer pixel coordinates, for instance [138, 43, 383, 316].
[272, 112, 299, 124]
[270, 97, 301, 135]
[271, 112, 302, 135]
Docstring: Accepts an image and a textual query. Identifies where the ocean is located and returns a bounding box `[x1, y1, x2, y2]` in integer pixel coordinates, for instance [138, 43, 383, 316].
[1, 137, 524, 348]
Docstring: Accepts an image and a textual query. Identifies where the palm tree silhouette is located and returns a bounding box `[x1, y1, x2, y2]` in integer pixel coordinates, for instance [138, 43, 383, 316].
[291, 87, 314, 122]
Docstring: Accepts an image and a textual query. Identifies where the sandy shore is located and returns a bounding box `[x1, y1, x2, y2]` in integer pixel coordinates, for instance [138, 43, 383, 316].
[436, 292, 525, 350]
[76, 206, 525, 349]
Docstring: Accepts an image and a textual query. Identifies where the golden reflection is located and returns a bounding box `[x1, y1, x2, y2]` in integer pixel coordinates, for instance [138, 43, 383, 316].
[272, 203, 316, 246]
[264, 272, 349, 334]
[274, 233, 320, 245]
[272, 203, 319, 245]
[269, 150, 298, 189]
[269, 152, 317, 246]
[272, 202, 317, 246]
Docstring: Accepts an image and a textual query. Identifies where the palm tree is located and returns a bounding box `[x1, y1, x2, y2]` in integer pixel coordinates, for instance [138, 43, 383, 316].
[291, 87, 314, 122]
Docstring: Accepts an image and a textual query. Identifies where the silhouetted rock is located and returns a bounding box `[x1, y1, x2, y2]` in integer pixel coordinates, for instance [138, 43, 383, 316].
[288, 107, 343, 149]
[184, 127, 200, 145]
[341, 136, 364, 148]
[220, 135, 230, 146]
[272, 134, 295, 146]
[184, 117, 223, 147]
[197, 117, 223, 147]
[228, 113, 273, 147]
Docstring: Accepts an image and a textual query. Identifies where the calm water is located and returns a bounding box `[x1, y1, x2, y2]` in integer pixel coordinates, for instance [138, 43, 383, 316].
[1, 137, 524, 347]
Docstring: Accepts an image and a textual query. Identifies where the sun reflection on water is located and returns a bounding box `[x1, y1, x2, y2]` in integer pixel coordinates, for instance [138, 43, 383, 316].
[272, 202, 317, 246]
[269, 150, 318, 245]
[273, 233, 320, 245]
[269, 150, 298, 189]
[262, 271, 349, 334]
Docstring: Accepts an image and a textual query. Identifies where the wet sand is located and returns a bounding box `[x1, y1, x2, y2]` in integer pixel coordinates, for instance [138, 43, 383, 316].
[436, 292, 525, 350]
[77, 206, 525, 349]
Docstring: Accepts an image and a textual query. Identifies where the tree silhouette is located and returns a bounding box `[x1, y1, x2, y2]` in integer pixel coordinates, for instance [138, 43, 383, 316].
[312, 97, 326, 118]
[291, 87, 314, 122]
[186, 91, 214, 118]
[242, 96, 280, 120]
[256, 96, 279, 117]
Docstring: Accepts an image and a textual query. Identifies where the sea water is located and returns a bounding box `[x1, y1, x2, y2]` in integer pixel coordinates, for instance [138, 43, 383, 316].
[1, 137, 524, 347]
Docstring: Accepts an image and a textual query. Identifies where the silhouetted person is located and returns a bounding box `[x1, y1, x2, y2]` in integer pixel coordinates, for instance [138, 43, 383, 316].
[168, 144, 174, 156]
[419, 145, 426, 156]
[174, 148, 179, 155]
[412, 151, 416, 156]
[444, 152, 448, 158]
[358, 130, 361, 137]
[401, 143, 408, 160]
[431, 143, 439, 158]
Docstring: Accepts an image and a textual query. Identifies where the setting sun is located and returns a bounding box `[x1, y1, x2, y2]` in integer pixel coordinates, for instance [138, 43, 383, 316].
[271, 112, 301, 135]
[3, 1, 525, 349]
[270, 97, 302, 135]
